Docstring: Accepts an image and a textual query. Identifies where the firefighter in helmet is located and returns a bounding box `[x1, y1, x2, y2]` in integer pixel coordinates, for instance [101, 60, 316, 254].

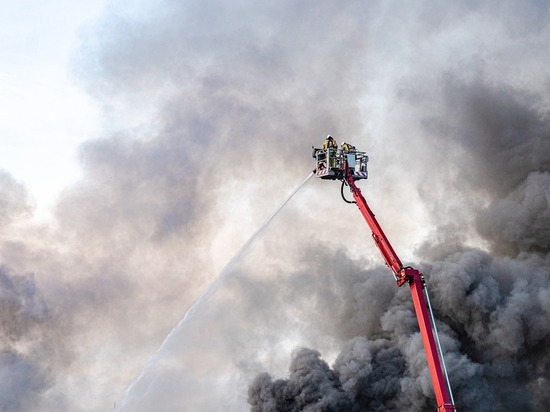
[322, 135, 338, 150]
[340, 142, 356, 153]
[322, 135, 338, 168]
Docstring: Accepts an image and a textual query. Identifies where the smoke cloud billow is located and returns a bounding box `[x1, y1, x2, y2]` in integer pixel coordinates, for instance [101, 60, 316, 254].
[2, 0, 550, 410]
[0, 266, 65, 412]
[246, 251, 550, 411]
[249, 348, 355, 412]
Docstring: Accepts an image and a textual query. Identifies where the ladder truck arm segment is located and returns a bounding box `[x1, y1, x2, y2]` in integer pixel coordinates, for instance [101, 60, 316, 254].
[314, 143, 457, 411]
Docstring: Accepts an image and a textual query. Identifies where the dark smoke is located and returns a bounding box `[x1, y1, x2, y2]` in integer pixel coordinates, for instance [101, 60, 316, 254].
[248, 251, 550, 411]
[249, 348, 355, 412]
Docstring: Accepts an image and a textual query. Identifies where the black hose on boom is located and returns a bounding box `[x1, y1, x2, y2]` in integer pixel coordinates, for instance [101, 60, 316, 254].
[341, 179, 356, 204]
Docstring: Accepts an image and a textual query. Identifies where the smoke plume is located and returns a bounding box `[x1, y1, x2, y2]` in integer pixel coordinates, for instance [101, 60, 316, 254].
[1, 0, 550, 411]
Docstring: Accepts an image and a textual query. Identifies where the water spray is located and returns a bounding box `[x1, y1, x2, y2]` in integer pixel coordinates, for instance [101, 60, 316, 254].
[116, 171, 314, 410]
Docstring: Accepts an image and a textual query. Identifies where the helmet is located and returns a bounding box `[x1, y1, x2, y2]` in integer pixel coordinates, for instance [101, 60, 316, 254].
[327, 135, 333, 140]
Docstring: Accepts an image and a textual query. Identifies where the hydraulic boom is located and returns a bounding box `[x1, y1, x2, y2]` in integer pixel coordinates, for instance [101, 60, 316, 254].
[343, 164, 456, 411]
[312, 138, 456, 411]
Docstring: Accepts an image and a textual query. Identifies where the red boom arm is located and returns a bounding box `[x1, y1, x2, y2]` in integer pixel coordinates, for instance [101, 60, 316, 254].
[344, 166, 456, 412]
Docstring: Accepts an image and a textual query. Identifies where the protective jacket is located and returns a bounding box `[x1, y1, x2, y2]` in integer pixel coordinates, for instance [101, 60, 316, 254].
[341, 142, 355, 152]
[323, 138, 337, 150]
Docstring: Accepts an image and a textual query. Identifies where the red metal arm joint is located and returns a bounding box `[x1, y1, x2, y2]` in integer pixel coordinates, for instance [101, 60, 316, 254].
[398, 267, 425, 288]
[396, 270, 409, 287]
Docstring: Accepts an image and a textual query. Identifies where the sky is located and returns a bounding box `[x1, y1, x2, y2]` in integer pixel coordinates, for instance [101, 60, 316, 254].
[1, 1, 550, 411]
[0, 0, 106, 219]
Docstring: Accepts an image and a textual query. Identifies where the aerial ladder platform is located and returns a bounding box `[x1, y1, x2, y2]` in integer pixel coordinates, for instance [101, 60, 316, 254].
[313, 138, 457, 411]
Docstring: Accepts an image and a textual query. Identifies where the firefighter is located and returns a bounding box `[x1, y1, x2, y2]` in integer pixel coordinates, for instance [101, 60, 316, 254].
[322, 135, 338, 168]
[322, 135, 337, 150]
[340, 142, 356, 153]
